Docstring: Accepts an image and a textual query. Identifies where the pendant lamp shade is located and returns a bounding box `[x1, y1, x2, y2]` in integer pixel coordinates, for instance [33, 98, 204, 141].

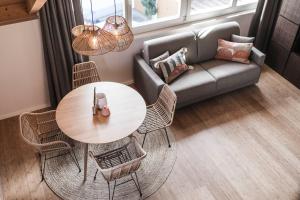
[72, 25, 95, 37]
[103, 16, 134, 52]
[72, 27, 117, 56]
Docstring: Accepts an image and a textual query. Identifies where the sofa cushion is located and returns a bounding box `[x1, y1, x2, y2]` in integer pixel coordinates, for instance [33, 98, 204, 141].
[195, 22, 240, 63]
[169, 65, 217, 105]
[143, 31, 198, 65]
[200, 59, 261, 92]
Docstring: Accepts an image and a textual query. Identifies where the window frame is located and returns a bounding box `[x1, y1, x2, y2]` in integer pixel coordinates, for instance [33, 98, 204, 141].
[127, 0, 184, 34]
[128, 0, 258, 34]
[82, 0, 258, 35]
[186, 1, 257, 22]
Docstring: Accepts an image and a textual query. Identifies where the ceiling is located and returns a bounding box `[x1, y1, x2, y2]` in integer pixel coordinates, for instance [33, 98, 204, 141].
[0, 0, 47, 26]
[0, 0, 25, 7]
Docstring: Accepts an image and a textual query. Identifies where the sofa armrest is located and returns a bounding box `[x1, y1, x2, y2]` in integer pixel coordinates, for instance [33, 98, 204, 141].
[251, 47, 266, 66]
[134, 54, 165, 105]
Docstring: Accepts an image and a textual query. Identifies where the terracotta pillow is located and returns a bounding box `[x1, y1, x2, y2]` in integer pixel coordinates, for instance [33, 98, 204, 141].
[215, 39, 253, 64]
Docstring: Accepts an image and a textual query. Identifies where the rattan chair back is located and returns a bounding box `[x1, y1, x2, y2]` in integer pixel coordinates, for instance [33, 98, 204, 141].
[19, 111, 70, 153]
[153, 85, 177, 125]
[20, 113, 40, 148]
[72, 61, 101, 89]
[89, 137, 146, 182]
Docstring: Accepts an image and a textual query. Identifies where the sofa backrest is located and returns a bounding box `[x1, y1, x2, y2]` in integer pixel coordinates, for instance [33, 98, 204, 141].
[195, 21, 240, 63]
[142, 21, 240, 65]
[143, 31, 198, 65]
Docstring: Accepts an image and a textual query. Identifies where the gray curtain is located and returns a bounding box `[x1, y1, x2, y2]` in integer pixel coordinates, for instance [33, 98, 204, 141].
[248, 0, 265, 37]
[40, 0, 85, 107]
[248, 0, 282, 52]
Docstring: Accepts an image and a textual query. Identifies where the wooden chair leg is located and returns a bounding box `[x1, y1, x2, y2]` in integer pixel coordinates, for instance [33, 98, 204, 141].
[41, 154, 46, 182]
[94, 169, 98, 181]
[107, 181, 111, 200]
[70, 149, 81, 172]
[142, 133, 148, 147]
[131, 172, 142, 196]
[164, 128, 171, 148]
[112, 180, 117, 200]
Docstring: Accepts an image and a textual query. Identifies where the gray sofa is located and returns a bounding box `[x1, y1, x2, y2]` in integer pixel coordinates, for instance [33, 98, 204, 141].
[134, 22, 266, 109]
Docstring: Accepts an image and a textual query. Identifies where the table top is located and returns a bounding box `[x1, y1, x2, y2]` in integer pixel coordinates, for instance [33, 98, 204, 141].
[56, 82, 146, 144]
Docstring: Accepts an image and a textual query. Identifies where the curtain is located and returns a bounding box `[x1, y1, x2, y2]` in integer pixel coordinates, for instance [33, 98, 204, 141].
[40, 0, 85, 107]
[248, 0, 265, 37]
[248, 0, 282, 52]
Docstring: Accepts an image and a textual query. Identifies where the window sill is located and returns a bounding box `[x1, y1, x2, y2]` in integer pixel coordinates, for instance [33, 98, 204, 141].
[134, 9, 255, 39]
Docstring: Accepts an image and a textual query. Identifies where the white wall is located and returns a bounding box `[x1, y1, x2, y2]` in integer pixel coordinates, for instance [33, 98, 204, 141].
[0, 11, 253, 119]
[0, 20, 50, 120]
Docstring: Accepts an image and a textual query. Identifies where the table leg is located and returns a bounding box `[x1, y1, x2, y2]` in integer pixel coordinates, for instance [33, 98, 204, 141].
[84, 143, 88, 181]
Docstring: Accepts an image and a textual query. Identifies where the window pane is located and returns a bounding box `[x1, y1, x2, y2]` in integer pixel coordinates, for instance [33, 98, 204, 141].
[132, 0, 181, 27]
[82, 0, 124, 26]
[191, 0, 233, 15]
[237, 0, 258, 6]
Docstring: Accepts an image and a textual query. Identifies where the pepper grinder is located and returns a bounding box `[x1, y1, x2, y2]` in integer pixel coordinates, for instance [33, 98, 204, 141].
[93, 87, 97, 115]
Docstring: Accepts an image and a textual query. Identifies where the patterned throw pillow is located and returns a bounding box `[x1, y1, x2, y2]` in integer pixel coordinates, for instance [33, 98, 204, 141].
[156, 48, 189, 83]
[150, 51, 170, 77]
[215, 39, 253, 64]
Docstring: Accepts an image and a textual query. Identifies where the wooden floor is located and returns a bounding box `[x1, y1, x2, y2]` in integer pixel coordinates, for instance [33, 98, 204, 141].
[1, 66, 300, 200]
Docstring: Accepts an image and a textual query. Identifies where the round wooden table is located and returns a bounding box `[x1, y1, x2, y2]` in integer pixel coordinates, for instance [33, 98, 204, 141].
[56, 82, 146, 180]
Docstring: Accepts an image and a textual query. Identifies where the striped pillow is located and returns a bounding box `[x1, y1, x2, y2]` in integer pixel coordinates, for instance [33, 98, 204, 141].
[150, 51, 170, 77]
[156, 48, 188, 83]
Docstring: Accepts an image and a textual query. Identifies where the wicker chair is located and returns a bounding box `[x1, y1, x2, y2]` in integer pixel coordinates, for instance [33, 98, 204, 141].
[19, 110, 81, 181]
[137, 84, 177, 148]
[89, 136, 147, 200]
[72, 61, 101, 89]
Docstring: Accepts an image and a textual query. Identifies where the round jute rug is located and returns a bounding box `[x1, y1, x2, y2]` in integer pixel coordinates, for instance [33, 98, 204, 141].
[44, 130, 177, 200]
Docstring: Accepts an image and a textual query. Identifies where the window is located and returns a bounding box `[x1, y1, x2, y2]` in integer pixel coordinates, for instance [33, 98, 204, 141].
[82, 0, 124, 26]
[237, 0, 258, 6]
[131, 0, 181, 27]
[81, 0, 258, 34]
[191, 0, 233, 15]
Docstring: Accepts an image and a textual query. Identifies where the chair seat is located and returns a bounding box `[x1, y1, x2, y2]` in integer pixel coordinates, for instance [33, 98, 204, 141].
[91, 137, 146, 181]
[138, 106, 168, 134]
[94, 145, 135, 170]
[39, 131, 73, 152]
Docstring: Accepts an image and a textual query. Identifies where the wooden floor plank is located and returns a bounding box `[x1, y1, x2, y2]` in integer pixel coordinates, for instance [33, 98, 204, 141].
[1, 66, 300, 200]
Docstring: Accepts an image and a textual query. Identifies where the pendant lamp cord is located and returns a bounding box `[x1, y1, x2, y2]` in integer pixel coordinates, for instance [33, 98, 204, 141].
[114, 0, 117, 24]
[90, 0, 95, 30]
[79, 0, 85, 30]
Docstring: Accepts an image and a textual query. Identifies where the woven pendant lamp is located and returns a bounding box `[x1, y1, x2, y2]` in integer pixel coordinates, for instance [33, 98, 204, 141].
[103, 15, 134, 52]
[103, 0, 134, 52]
[72, 27, 117, 56]
[72, 0, 117, 56]
[72, 25, 94, 37]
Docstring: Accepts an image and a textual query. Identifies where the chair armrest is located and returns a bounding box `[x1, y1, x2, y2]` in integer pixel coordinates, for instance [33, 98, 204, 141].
[133, 54, 165, 105]
[251, 47, 266, 66]
[38, 140, 71, 153]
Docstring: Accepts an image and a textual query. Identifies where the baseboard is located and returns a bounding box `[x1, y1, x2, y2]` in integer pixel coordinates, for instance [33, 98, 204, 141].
[0, 81, 134, 121]
[122, 80, 134, 86]
[0, 103, 50, 120]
